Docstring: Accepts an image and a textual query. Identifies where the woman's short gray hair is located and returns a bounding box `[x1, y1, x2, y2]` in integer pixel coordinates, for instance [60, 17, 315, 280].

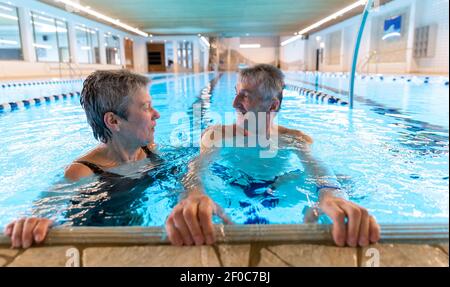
[239, 64, 285, 111]
[80, 70, 150, 143]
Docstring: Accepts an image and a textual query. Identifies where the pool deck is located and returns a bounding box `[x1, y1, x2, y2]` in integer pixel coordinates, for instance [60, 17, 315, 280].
[0, 224, 448, 267]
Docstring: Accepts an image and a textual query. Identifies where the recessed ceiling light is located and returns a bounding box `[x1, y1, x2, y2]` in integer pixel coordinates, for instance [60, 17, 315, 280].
[240, 44, 261, 49]
[200, 36, 210, 48]
[281, 0, 366, 46]
[53, 0, 148, 37]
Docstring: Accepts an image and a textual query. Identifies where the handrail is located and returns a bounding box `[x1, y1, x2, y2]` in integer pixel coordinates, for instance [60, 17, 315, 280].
[349, 0, 374, 109]
[359, 50, 378, 74]
[0, 223, 447, 246]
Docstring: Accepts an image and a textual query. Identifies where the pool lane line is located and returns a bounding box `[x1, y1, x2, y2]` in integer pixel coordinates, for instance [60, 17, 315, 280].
[0, 91, 81, 113]
[285, 83, 349, 106]
[188, 72, 224, 133]
[285, 77, 449, 135]
[0, 79, 83, 89]
[287, 72, 449, 85]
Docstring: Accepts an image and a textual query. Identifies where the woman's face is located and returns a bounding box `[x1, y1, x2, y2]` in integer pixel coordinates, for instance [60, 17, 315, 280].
[118, 86, 160, 147]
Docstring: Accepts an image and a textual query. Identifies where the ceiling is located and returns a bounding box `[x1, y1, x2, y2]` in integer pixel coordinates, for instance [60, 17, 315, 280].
[40, 0, 369, 36]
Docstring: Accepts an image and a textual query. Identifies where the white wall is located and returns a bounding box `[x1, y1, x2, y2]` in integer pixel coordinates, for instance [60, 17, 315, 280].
[413, 0, 449, 74]
[0, 0, 149, 80]
[218, 37, 279, 71]
[279, 36, 308, 71]
[280, 0, 449, 75]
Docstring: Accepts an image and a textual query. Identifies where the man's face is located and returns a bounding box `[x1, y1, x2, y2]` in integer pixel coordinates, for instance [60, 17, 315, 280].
[233, 82, 268, 116]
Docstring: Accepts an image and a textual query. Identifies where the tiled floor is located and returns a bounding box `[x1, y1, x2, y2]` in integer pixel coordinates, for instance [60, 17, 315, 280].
[1, 243, 448, 267]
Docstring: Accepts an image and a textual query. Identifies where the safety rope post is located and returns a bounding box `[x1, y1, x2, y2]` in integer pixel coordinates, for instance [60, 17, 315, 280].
[349, 0, 374, 109]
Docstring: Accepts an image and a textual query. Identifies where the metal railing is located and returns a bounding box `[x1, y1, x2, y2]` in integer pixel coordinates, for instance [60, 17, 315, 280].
[349, 0, 374, 109]
[0, 223, 447, 246]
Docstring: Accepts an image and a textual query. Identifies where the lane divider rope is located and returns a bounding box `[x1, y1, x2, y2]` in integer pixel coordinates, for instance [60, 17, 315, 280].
[0, 91, 81, 113]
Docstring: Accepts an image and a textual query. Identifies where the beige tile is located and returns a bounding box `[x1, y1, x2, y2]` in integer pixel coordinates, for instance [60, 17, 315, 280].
[439, 244, 449, 255]
[258, 244, 357, 267]
[217, 244, 250, 267]
[0, 257, 7, 267]
[8, 246, 78, 267]
[257, 248, 290, 267]
[83, 245, 220, 267]
[360, 244, 449, 267]
[0, 248, 19, 267]
[0, 248, 19, 258]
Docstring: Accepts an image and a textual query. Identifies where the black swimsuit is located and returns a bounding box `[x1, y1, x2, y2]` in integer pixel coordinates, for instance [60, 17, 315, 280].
[66, 147, 179, 226]
[74, 146, 161, 176]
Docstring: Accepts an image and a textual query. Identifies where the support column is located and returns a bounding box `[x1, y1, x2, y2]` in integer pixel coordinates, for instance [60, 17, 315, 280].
[406, 0, 418, 73]
[67, 22, 77, 64]
[227, 45, 231, 71]
[172, 40, 179, 73]
[119, 36, 126, 68]
[192, 39, 200, 73]
[18, 7, 35, 62]
[98, 31, 107, 65]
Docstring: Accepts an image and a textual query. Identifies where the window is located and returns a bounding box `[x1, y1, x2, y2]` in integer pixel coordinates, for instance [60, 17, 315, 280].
[31, 11, 70, 62]
[104, 33, 121, 65]
[0, 3, 23, 60]
[414, 24, 437, 58]
[76, 25, 100, 64]
[327, 31, 341, 65]
[177, 41, 193, 69]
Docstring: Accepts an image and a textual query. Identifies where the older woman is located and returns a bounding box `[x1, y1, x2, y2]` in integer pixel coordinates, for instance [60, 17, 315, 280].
[4, 70, 160, 248]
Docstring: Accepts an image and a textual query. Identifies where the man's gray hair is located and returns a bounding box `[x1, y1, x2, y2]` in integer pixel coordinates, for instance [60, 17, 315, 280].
[239, 64, 285, 111]
[80, 69, 150, 143]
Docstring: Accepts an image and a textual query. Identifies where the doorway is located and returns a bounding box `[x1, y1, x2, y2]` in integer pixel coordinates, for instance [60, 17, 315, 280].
[147, 43, 166, 72]
[124, 38, 134, 70]
[315, 49, 320, 71]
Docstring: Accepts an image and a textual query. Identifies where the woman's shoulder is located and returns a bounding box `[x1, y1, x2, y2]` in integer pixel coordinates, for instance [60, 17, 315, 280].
[64, 162, 94, 182]
[64, 145, 105, 181]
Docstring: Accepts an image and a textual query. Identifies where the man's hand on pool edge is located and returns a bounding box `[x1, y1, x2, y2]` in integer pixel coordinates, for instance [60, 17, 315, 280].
[319, 191, 381, 247]
[4, 218, 53, 249]
[165, 192, 231, 246]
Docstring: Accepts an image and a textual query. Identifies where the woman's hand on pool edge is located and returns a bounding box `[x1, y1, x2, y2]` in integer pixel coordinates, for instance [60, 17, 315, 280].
[4, 218, 53, 249]
[165, 192, 230, 246]
[319, 192, 380, 248]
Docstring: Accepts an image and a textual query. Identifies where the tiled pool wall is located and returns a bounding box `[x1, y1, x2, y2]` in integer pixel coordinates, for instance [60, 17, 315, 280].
[0, 224, 448, 267]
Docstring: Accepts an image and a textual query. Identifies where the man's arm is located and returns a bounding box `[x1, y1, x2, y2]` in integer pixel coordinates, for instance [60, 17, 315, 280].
[165, 125, 230, 246]
[290, 135, 380, 247]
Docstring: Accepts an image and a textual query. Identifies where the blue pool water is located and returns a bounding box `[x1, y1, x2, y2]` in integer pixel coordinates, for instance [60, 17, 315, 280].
[0, 72, 448, 227]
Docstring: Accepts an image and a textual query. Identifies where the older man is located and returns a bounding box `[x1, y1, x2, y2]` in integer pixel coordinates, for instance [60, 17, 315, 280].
[166, 64, 380, 247]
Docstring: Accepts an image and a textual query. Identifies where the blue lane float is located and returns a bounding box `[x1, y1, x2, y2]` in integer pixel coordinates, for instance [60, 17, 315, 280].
[285, 84, 348, 106]
[0, 79, 83, 89]
[0, 91, 81, 113]
[288, 72, 449, 86]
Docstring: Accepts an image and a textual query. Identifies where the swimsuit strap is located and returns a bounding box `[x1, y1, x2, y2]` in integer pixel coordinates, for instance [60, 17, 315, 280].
[141, 146, 162, 162]
[74, 160, 106, 175]
[141, 146, 153, 158]
[74, 147, 159, 176]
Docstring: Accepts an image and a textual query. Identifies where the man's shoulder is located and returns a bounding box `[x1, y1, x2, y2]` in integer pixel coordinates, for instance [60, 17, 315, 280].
[277, 125, 314, 145]
[201, 124, 236, 139]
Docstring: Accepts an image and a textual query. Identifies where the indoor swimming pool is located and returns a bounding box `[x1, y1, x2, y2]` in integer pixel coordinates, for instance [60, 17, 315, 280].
[0, 72, 448, 228]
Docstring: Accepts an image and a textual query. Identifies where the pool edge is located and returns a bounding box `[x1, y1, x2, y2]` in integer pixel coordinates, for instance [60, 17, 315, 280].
[0, 223, 448, 246]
